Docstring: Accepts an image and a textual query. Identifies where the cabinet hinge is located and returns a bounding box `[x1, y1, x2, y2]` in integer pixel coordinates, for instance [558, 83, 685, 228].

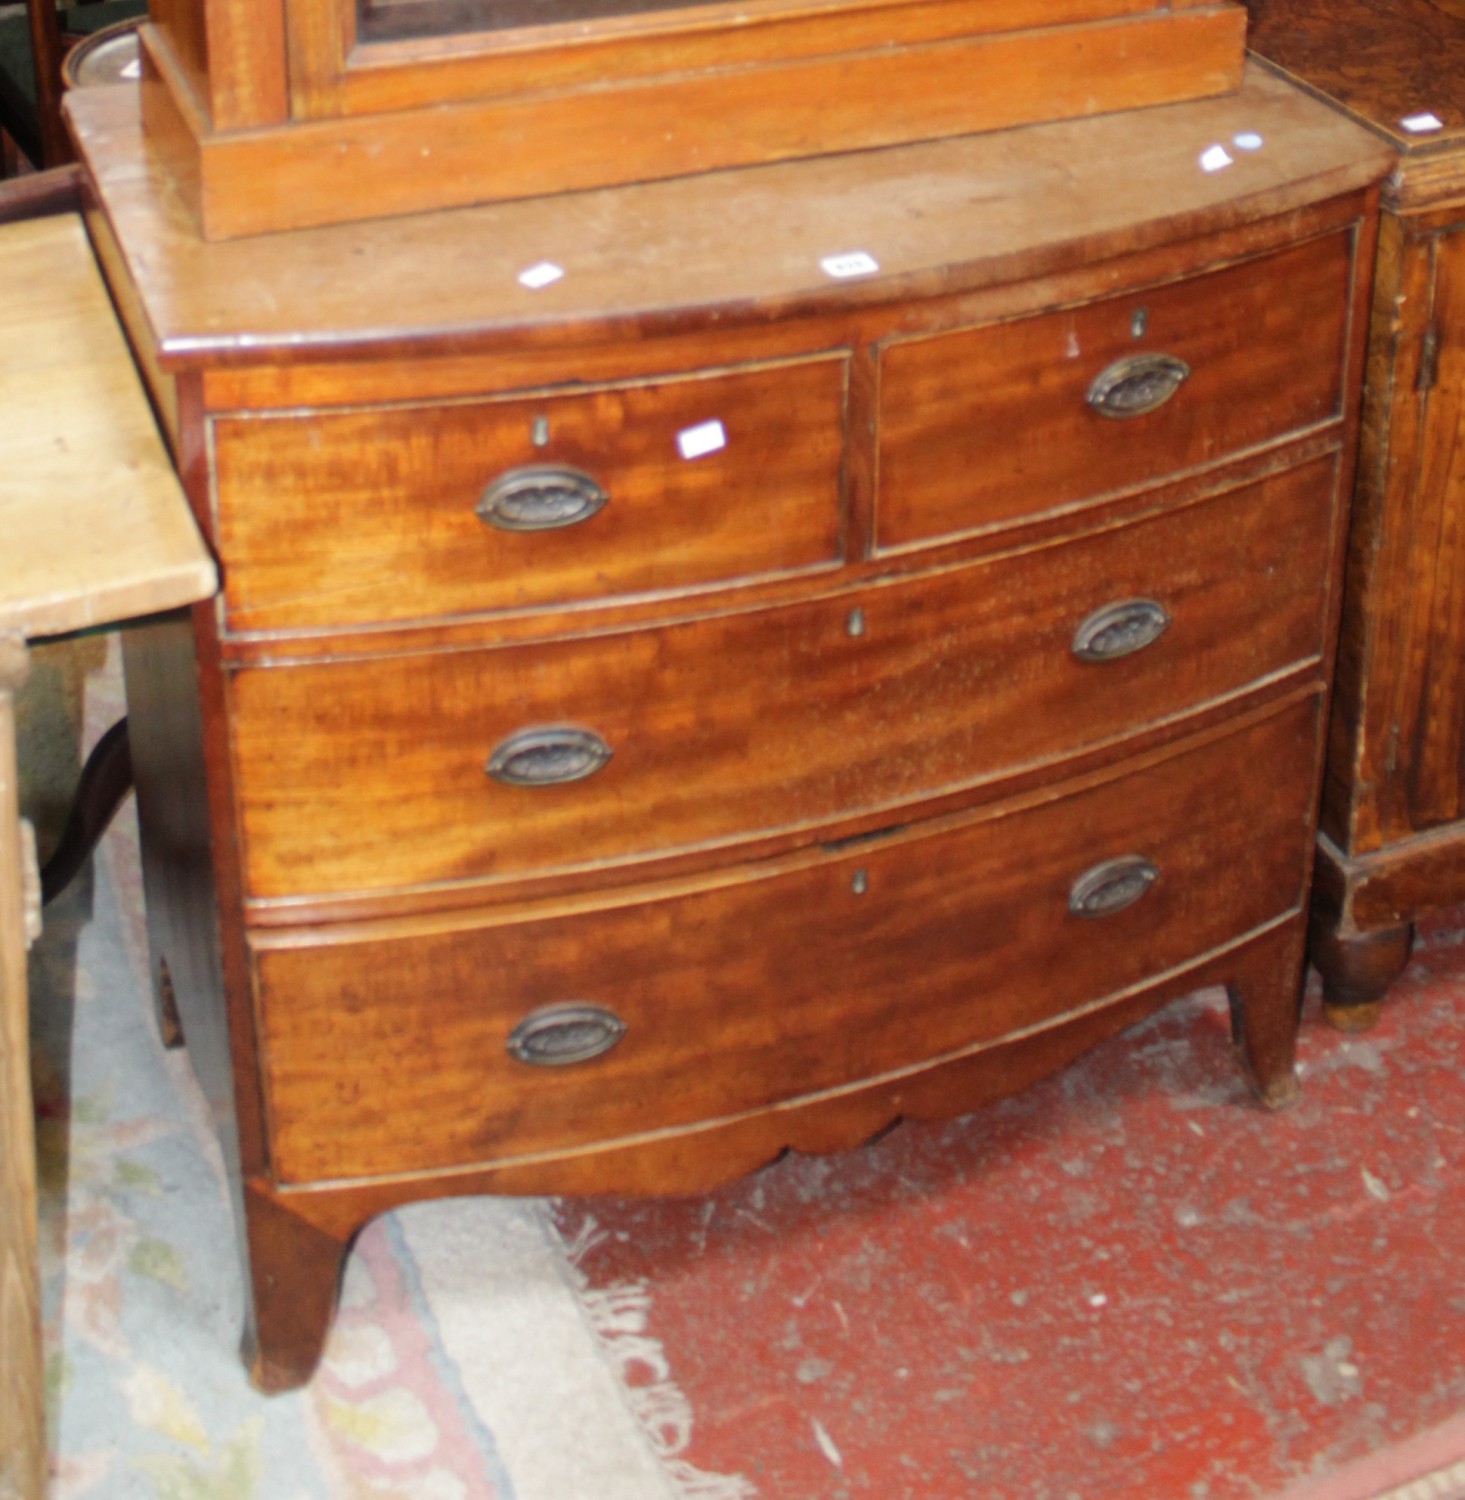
[1418, 325, 1441, 393]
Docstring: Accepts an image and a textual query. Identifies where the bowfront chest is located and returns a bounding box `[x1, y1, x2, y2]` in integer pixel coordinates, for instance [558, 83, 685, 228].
[1246, 0, 1465, 1023]
[69, 67, 1389, 1390]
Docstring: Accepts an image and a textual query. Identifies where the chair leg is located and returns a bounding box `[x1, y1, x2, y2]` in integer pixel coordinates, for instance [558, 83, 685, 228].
[40, 717, 132, 905]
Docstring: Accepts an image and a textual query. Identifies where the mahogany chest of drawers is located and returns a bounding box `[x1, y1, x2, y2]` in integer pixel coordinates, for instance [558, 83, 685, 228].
[69, 67, 1389, 1390]
[1246, 0, 1465, 1024]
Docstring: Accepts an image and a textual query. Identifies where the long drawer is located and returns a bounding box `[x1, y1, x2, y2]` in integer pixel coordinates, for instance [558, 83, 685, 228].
[877, 230, 1352, 547]
[230, 454, 1337, 899]
[253, 697, 1319, 1183]
[212, 355, 848, 632]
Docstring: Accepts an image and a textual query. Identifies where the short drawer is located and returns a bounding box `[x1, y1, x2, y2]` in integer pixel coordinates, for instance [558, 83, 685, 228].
[253, 698, 1319, 1183]
[877, 231, 1352, 547]
[231, 455, 1336, 899]
[212, 356, 848, 631]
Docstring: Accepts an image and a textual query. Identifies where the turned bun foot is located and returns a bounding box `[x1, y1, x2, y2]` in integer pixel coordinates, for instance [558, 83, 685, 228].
[1309, 919, 1413, 1032]
[1322, 997, 1385, 1034]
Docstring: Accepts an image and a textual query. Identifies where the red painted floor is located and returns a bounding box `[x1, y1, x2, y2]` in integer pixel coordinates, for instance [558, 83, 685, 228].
[552, 909, 1465, 1500]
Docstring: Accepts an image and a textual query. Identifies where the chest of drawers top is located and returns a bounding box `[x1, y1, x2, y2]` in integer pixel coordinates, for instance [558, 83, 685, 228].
[74, 64, 1390, 385]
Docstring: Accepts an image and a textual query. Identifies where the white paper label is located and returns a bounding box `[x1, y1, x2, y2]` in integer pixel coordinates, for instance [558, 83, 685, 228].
[1199, 144, 1233, 173]
[517, 261, 565, 290]
[820, 251, 880, 280]
[1232, 131, 1263, 151]
[1401, 112, 1445, 133]
[677, 419, 727, 460]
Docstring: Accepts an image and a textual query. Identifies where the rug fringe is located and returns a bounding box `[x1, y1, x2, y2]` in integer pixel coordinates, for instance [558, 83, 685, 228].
[1372, 1461, 1465, 1500]
[560, 1213, 610, 1267]
[550, 1213, 760, 1500]
[661, 1459, 763, 1500]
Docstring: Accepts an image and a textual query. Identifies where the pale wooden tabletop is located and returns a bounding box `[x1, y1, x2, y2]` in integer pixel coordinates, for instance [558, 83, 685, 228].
[0, 213, 215, 640]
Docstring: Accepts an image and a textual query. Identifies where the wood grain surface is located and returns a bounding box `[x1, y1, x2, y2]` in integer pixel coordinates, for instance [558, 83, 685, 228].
[213, 355, 847, 631]
[333, 0, 1197, 118]
[75, 57, 1389, 1391]
[1246, 0, 1465, 150]
[0, 644, 41, 1500]
[1248, 0, 1465, 1010]
[68, 65, 1393, 368]
[254, 697, 1319, 1182]
[137, 3, 1245, 238]
[0, 216, 215, 638]
[877, 230, 1351, 547]
[0, 214, 215, 1495]
[229, 457, 1337, 901]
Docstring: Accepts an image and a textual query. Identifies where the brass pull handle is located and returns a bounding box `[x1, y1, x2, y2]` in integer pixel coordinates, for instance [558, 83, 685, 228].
[486, 725, 613, 786]
[476, 465, 608, 531]
[1072, 598, 1170, 662]
[507, 1003, 626, 1066]
[1068, 855, 1159, 918]
[1086, 353, 1191, 418]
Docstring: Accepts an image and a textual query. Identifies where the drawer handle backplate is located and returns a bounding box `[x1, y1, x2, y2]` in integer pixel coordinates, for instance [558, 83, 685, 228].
[1072, 598, 1171, 662]
[507, 1003, 626, 1066]
[486, 725, 613, 786]
[476, 464, 608, 531]
[1068, 855, 1159, 918]
[1086, 353, 1191, 419]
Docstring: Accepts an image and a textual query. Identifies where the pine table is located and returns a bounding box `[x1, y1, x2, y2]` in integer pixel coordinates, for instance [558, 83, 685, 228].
[0, 210, 215, 1500]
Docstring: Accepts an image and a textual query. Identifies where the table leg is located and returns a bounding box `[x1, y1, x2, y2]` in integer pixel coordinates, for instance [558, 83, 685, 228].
[0, 632, 43, 1500]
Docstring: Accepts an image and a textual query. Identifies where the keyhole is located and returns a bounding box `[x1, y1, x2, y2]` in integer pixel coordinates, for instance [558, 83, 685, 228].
[531, 416, 550, 447]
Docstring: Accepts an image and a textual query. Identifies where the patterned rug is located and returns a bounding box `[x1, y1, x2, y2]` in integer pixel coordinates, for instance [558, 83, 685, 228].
[28, 644, 1465, 1500]
[33, 801, 753, 1500]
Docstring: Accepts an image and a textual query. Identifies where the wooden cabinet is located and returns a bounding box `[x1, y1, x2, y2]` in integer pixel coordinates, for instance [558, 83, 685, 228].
[131, 0, 1249, 237]
[1245, 0, 1465, 1024]
[69, 67, 1389, 1391]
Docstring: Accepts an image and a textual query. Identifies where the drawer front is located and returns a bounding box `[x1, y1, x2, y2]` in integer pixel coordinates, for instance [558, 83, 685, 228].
[877, 231, 1352, 547]
[213, 357, 848, 631]
[254, 699, 1319, 1183]
[231, 456, 1336, 899]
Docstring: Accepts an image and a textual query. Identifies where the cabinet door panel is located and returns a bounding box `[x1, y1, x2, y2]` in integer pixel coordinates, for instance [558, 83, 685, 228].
[1405, 233, 1465, 833]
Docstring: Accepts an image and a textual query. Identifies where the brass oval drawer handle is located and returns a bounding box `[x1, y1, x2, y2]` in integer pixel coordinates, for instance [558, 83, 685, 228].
[1068, 855, 1159, 918]
[1071, 598, 1171, 662]
[1086, 353, 1191, 419]
[507, 1003, 626, 1066]
[476, 464, 608, 531]
[485, 725, 613, 786]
